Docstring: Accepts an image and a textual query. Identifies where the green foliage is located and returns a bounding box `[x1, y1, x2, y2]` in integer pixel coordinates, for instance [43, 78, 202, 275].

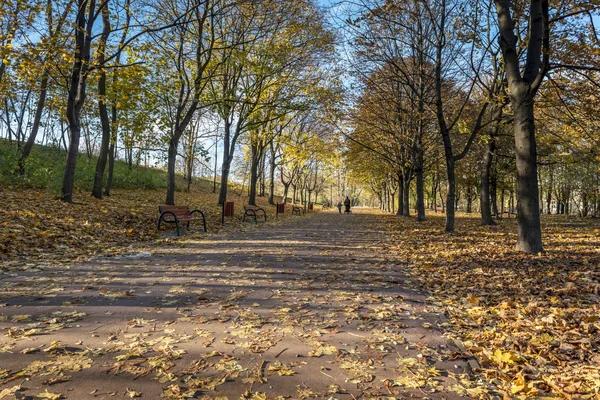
[0, 141, 167, 192]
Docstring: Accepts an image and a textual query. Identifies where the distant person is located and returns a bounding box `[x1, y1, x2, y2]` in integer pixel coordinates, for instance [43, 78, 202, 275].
[344, 196, 351, 213]
[337, 201, 342, 214]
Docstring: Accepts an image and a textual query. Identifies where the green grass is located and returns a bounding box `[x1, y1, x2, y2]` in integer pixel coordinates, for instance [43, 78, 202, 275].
[0, 141, 178, 192]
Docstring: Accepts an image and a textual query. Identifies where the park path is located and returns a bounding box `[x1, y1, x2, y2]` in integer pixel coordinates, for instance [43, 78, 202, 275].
[0, 209, 478, 399]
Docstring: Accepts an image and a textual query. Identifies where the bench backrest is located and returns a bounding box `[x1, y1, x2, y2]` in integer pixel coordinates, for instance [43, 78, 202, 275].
[159, 205, 191, 220]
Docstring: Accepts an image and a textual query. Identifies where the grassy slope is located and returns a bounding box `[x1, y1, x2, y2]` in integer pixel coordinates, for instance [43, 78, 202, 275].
[0, 142, 310, 262]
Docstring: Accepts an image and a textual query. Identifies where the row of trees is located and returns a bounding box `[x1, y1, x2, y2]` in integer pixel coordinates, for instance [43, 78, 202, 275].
[0, 0, 339, 206]
[339, 0, 600, 253]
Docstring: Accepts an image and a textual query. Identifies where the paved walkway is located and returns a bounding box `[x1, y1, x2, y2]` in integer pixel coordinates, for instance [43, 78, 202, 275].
[0, 209, 475, 399]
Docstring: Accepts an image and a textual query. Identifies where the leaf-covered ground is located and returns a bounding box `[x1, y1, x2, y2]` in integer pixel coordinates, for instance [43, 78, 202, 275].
[1, 193, 598, 399]
[0, 209, 478, 399]
[0, 187, 302, 263]
[384, 213, 600, 399]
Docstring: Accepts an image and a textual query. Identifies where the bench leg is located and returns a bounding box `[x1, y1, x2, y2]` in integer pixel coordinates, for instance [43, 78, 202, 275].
[176, 221, 180, 236]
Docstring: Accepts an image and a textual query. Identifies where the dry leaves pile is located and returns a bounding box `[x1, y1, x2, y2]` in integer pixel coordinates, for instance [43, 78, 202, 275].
[0, 187, 311, 263]
[385, 213, 600, 399]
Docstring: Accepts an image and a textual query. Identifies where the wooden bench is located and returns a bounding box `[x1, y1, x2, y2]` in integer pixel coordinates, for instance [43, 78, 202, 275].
[157, 205, 207, 236]
[243, 205, 267, 223]
[291, 205, 303, 216]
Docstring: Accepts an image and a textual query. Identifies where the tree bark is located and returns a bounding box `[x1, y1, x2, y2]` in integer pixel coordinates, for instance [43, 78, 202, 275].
[18, 72, 49, 174]
[480, 140, 494, 224]
[62, 0, 96, 203]
[512, 85, 543, 252]
[466, 185, 473, 213]
[444, 154, 456, 231]
[495, 0, 547, 252]
[268, 142, 276, 205]
[480, 105, 502, 224]
[248, 142, 261, 205]
[282, 183, 290, 204]
[402, 175, 410, 216]
[415, 152, 425, 221]
[166, 134, 180, 205]
[91, 5, 112, 200]
[104, 138, 116, 196]
[218, 121, 233, 205]
[490, 166, 499, 217]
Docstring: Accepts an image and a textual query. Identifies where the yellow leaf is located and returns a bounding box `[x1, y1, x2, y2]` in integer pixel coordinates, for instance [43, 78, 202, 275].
[511, 373, 526, 394]
[35, 390, 63, 400]
[125, 388, 142, 398]
[0, 385, 21, 399]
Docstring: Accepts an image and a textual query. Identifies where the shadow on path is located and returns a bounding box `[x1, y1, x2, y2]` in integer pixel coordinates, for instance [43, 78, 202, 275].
[0, 209, 477, 399]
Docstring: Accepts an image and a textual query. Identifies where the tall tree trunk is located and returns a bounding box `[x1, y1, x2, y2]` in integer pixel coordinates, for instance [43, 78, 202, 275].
[440, 186, 445, 214]
[91, 6, 112, 200]
[415, 154, 425, 221]
[490, 165, 499, 216]
[282, 183, 290, 204]
[397, 174, 403, 215]
[259, 151, 266, 197]
[218, 122, 233, 205]
[213, 130, 219, 193]
[62, 0, 96, 203]
[268, 143, 276, 205]
[466, 185, 473, 213]
[402, 175, 410, 216]
[445, 155, 456, 231]
[18, 72, 49, 174]
[104, 137, 116, 196]
[480, 106, 501, 225]
[166, 134, 180, 205]
[495, 0, 547, 252]
[546, 167, 553, 214]
[105, 0, 130, 197]
[248, 142, 260, 206]
[512, 86, 543, 252]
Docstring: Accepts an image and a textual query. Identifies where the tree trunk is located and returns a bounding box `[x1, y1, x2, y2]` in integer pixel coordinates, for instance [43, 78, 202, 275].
[268, 143, 276, 204]
[104, 137, 116, 196]
[282, 183, 290, 204]
[218, 120, 233, 205]
[512, 86, 543, 252]
[259, 151, 266, 197]
[62, 0, 95, 203]
[546, 167, 553, 214]
[213, 131, 219, 193]
[415, 157, 425, 221]
[166, 134, 180, 205]
[445, 155, 456, 231]
[18, 72, 49, 174]
[466, 185, 473, 213]
[480, 141, 494, 224]
[402, 175, 410, 216]
[218, 155, 231, 205]
[91, 5, 111, 200]
[186, 146, 193, 192]
[248, 143, 260, 206]
[480, 107, 501, 224]
[490, 166, 499, 217]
